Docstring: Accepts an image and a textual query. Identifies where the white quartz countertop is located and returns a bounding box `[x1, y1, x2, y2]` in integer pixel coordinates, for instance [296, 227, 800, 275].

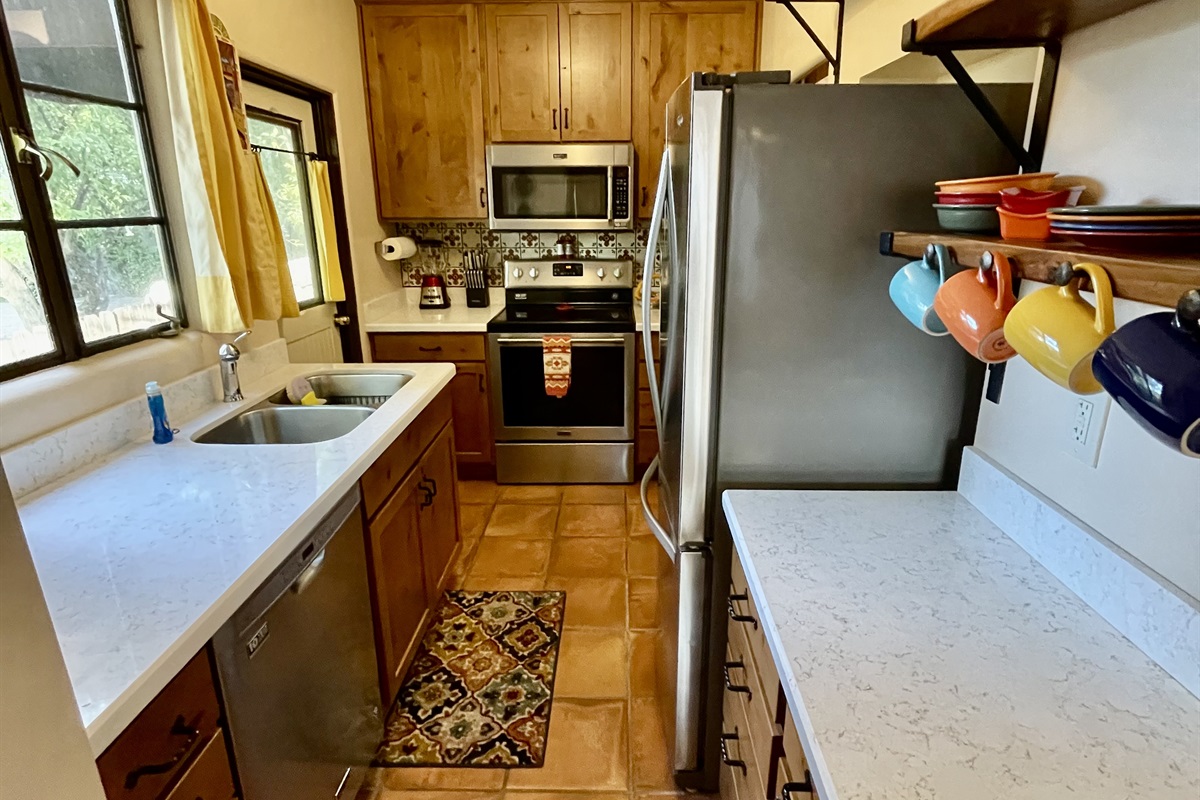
[634, 304, 659, 333]
[363, 287, 502, 333]
[722, 490, 1200, 800]
[17, 362, 454, 755]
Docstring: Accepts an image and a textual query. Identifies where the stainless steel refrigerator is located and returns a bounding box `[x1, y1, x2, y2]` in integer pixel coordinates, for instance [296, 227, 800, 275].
[637, 72, 1028, 792]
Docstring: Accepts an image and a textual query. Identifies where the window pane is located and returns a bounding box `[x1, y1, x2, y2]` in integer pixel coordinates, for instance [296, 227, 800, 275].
[1, 150, 19, 222]
[248, 116, 321, 305]
[59, 225, 172, 343]
[27, 92, 156, 221]
[2, 0, 133, 102]
[0, 231, 57, 366]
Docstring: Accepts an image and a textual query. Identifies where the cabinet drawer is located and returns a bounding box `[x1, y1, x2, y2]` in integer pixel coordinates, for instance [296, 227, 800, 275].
[96, 650, 221, 800]
[361, 388, 452, 518]
[726, 643, 776, 797]
[637, 389, 654, 428]
[162, 729, 236, 800]
[722, 681, 767, 800]
[636, 428, 659, 465]
[372, 333, 486, 362]
[730, 550, 779, 720]
[779, 708, 815, 799]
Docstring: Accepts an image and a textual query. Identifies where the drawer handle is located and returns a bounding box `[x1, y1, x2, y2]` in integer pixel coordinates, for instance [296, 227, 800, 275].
[418, 478, 435, 509]
[728, 593, 758, 629]
[723, 661, 752, 699]
[418, 345, 443, 353]
[780, 775, 815, 799]
[719, 730, 747, 775]
[123, 715, 202, 789]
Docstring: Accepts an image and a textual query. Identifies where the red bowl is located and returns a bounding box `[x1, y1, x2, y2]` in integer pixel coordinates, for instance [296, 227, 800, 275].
[999, 186, 1083, 215]
[935, 191, 1002, 206]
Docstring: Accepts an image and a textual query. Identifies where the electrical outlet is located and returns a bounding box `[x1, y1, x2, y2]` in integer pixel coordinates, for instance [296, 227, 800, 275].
[1065, 395, 1110, 467]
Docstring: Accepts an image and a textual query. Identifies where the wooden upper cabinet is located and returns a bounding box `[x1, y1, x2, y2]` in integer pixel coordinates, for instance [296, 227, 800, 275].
[361, 4, 487, 218]
[560, 3, 632, 141]
[633, 0, 758, 215]
[484, 3, 563, 141]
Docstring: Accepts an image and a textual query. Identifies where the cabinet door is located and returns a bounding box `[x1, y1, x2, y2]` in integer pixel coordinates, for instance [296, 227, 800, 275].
[418, 425, 461, 604]
[362, 4, 487, 218]
[484, 3, 563, 141]
[366, 468, 428, 701]
[449, 362, 494, 466]
[559, 3, 632, 141]
[633, 1, 758, 215]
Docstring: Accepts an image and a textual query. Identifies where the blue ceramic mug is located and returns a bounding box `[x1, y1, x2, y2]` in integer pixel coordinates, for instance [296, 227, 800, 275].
[1092, 289, 1200, 458]
[890, 243, 955, 335]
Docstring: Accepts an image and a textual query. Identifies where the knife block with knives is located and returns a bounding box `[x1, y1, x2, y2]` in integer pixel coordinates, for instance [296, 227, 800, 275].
[465, 250, 490, 308]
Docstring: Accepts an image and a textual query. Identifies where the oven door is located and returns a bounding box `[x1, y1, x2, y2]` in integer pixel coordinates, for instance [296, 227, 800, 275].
[488, 332, 635, 441]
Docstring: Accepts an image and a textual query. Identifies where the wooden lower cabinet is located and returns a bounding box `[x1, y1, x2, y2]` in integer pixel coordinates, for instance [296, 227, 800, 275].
[362, 386, 463, 702]
[96, 650, 235, 800]
[371, 333, 495, 477]
[636, 332, 660, 472]
[722, 546, 816, 800]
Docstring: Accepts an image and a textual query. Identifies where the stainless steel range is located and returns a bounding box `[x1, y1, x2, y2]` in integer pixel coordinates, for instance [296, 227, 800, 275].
[487, 258, 635, 483]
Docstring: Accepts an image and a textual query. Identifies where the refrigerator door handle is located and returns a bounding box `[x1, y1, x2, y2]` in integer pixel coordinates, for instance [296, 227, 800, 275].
[639, 456, 675, 561]
[641, 150, 671, 434]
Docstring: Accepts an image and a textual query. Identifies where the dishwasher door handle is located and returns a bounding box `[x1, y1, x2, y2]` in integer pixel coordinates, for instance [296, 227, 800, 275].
[290, 549, 326, 595]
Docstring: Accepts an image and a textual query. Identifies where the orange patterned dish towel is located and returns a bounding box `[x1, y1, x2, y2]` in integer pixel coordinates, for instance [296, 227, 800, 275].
[543, 335, 571, 398]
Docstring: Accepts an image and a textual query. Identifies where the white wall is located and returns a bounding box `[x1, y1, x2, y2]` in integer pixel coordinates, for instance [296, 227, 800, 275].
[973, 0, 1200, 600]
[0, 463, 106, 800]
[203, 0, 401, 354]
[759, 1, 839, 81]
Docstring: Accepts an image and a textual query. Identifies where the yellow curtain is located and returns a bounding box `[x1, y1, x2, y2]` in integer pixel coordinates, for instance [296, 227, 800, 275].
[307, 160, 346, 302]
[168, 0, 297, 330]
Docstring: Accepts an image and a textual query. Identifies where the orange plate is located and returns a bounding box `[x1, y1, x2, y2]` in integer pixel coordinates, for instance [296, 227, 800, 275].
[935, 172, 1057, 194]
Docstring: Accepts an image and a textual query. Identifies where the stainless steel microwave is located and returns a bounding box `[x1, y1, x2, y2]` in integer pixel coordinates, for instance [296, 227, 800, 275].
[485, 143, 634, 231]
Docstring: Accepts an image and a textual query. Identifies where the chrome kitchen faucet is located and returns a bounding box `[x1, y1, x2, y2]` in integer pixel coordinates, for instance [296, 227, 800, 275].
[219, 331, 250, 402]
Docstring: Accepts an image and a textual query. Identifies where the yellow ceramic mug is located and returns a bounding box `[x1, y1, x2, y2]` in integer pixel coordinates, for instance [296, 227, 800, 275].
[1003, 262, 1115, 394]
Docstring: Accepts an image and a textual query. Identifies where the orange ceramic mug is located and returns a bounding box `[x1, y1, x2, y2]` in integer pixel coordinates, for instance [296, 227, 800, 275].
[933, 250, 1018, 363]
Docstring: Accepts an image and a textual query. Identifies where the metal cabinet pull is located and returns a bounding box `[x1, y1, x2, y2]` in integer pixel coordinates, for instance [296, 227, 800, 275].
[552, 108, 558, 130]
[563, 107, 569, 129]
[780, 775, 815, 799]
[477, 372, 485, 393]
[418, 478, 434, 509]
[728, 593, 758, 629]
[479, 187, 486, 208]
[418, 345, 443, 352]
[641, 186, 648, 207]
[719, 730, 747, 775]
[723, 661, 752, 698]
[123, 716, 202, 789]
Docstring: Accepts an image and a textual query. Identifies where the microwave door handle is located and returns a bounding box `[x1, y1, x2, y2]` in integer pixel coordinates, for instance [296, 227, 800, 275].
[642, 150, 670, 435]
[607, 165, 614, 224]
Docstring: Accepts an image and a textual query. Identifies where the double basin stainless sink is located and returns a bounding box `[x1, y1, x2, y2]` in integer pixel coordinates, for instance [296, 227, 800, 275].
[193, 372, 413, 445]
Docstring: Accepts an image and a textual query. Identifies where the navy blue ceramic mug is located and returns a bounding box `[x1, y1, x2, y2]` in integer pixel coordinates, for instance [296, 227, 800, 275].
[1092, 289, 1200, 458]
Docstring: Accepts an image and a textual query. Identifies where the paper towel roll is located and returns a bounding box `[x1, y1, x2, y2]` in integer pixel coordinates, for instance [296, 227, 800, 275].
[379, 236, 417, 261]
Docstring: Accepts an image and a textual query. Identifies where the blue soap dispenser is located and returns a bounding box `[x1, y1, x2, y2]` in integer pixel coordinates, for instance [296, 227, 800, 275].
[146, 381, 174, 444]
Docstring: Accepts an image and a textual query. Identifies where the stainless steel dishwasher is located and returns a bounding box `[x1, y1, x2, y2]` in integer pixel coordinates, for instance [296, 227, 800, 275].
[213, 489, 383, 800]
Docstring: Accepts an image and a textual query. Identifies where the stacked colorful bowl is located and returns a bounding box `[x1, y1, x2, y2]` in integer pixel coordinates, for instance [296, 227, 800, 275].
[933, 172, 1057, 234]
[1048, 206, 1200, 252]
[996, 186, 1084, 241]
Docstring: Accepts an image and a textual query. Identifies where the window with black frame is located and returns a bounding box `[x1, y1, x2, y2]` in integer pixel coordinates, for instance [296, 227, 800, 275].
[0, 0, 182, 380]
[246, 109, 323, 309]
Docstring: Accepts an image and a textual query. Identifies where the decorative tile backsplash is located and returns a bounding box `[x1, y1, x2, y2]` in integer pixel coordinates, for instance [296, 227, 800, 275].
[392, 220, 657, 289]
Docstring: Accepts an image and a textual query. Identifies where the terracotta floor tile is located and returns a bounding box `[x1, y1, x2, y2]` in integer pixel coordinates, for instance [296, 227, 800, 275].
[504, 699, 629, 791]
[460, 504, 491, 543]
[628, 577, 660, 629]
[545, 576, 626, 629]
[629, 629, 660, 699]
[630, 698, 676, 790]
[505, 794, 626, 800]
[547, 538, 627, 580]
[553, 628, 628, 699]
[468, 539, 552, 579]
[459, 481, 501, 505]
[628, 536, 667, 577]
[628, 508, 655, 537]
[562, 484, 628, 504]
[378, 765, 507, 791]
[377, 793, 499, 800]
[626, 481, 660, 506]
[556, 504, 627, 538]
[484, 504, 559, 539]
[458, 576, 547, 592]
[498, 485, 562, 504]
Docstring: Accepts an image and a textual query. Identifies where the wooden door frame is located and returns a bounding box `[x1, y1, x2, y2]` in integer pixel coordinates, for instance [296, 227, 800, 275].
[239, 61, 365, 362]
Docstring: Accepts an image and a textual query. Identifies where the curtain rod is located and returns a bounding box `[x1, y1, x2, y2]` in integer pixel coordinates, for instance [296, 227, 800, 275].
[250, 143, 321, 161]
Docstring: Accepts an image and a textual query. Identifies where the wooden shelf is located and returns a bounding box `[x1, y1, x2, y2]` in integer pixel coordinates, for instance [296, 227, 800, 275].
[904, 0, 1160, 49]
[883, 232, 1200, 307]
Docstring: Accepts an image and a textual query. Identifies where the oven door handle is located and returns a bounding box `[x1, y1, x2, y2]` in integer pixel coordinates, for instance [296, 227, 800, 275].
[494, 336, 627, 345]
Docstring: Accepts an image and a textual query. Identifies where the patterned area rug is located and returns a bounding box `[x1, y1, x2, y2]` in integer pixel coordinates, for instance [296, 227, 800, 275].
[374, 590, 566, 768]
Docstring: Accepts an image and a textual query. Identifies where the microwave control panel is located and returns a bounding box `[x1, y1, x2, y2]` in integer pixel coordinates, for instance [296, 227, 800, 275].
[612, 167, 630, 221]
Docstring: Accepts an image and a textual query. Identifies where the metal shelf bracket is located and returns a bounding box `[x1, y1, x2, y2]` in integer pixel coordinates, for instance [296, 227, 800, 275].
[769, 0, 846, 84]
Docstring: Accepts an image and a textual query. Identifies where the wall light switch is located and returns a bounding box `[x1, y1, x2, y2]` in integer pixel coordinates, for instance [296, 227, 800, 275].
[1065, 395, 1110, 467]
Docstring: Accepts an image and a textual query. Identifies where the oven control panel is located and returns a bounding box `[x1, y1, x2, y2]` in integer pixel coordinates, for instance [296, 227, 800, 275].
[504, 259, 634, 289]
